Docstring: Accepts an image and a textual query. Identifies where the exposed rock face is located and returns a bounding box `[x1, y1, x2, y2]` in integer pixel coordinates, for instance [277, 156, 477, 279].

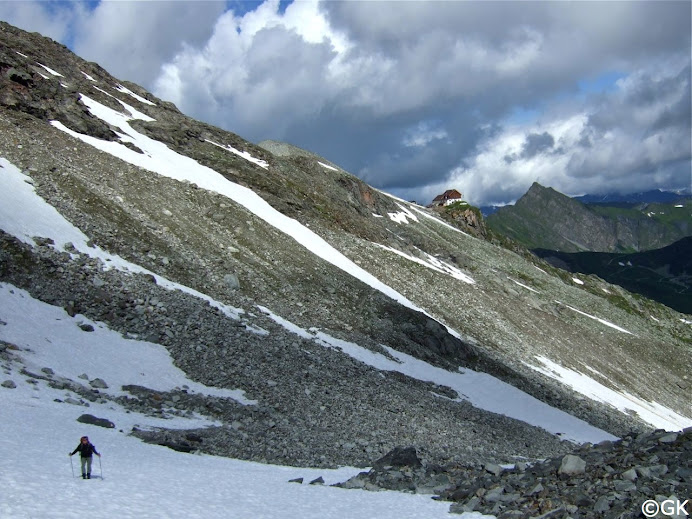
[487, 182, 691, 253]
[437, 204, 489, 239]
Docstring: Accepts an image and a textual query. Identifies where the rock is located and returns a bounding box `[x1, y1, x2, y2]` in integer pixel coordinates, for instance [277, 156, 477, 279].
[89, 378, 108, 389]
[613, 479, 636, 492]
[336, 474, 367, 490]
[593, 495, 611, 513]
[223, 273, 240, 291]
[288, 477, 303, 484]
[157, 440, 194, 453]
[483, 486, 505, 503]
[574, 494, 592, 507]
[309, 477, 324, 485]
[658, 433, 678, 443]
[557, 454, 586, 476]
[484, 462, 502, 476]
[373, 446, 422, 470]
[526, 482, 544, 495]
[184, 433, 203, 443]
[1, 379, 17, 388]
[621, 468, 638, 481]
[649, 464, 669, 477]
[76, 414, 115, 428]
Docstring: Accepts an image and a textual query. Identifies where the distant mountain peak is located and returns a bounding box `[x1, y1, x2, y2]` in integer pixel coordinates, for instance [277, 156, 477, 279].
[488, 183, 692, 253]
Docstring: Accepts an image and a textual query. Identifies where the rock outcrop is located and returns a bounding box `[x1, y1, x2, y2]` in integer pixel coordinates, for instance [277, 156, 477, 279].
[336, 429, 692, 518]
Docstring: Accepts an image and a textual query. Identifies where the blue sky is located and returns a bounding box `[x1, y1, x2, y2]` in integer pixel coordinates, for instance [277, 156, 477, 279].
[1, 0, 690, 206]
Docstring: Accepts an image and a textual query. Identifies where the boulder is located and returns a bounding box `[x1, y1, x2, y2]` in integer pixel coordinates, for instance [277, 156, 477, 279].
[77, 414, 115, 428]
[89, 378, 108, 389]
[373, 446, 422, 470]
[558, 454, 586, 476]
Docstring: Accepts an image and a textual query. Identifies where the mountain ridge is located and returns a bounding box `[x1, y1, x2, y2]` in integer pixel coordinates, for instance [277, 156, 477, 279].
[486, 182, 692, 253]
[574, 189, 692, 205]
[1, 19, 690, 478]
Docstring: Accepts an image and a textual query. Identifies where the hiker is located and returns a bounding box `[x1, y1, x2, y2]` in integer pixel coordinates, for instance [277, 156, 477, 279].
[69, 436, 101, 479]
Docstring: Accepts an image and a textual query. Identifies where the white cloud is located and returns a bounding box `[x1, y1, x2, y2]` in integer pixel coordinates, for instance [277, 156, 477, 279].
[402, 122, 449, 148]
[445, 60, 691, 206]
[152, 0, 347, 137]
[0, 0, 86, 43]
[72, 1, 226, 86]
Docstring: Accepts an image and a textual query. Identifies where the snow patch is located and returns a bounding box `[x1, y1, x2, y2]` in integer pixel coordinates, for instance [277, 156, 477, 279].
[509, 278, 539, 293]
[115, 83, 156, 106]
[0, 283, 255, 404]
[36, 62, 63, 77]
[318, 161, 338, 171]
[388, 204, 419, 224]
[205, 138, 269, 169]
[555, 301, 633, 335]
[529, 356, 692, 431]
[377, 244, 475, 284]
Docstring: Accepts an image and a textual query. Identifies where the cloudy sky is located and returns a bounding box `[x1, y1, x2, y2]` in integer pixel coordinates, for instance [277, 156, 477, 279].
[1, 1, 690, 206]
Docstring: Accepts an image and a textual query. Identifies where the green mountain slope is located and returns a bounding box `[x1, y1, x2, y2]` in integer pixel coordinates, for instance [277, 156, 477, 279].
[487, 182, 692, 253]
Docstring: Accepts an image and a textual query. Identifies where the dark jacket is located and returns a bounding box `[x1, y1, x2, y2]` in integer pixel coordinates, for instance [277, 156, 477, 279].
[71, 442, 99, 458]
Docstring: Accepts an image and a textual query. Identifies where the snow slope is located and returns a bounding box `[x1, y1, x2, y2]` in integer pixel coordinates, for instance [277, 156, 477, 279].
[0, 289, 466, 518]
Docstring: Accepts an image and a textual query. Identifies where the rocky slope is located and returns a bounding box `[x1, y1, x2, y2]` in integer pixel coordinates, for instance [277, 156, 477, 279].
[337, 429, 691, 518]
[0, 19, 690, 482]
[487, 183, 692, 253]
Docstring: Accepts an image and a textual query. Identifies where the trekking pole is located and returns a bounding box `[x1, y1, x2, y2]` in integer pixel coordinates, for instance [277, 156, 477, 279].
[69, 455, 75, 478]
[99, 456, 103, 480]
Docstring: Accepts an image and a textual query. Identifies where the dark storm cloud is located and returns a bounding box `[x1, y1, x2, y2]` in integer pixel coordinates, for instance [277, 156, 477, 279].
[503, 132, 556, 164]
[521, 132, 555, 159]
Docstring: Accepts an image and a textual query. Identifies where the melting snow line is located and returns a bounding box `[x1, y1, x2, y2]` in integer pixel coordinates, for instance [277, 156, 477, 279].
[205, 139, 269, 169]
[529, 355, 691, 431]
[555, 301, 633, 335]
[376, 244, 475, 284]
[36, 62, 63, 77]
[257, 306, 616, 443]
[509, 277, 539, 293]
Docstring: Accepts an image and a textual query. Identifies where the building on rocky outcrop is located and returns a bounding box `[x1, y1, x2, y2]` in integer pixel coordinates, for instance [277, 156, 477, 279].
[431, 189, 463, 207]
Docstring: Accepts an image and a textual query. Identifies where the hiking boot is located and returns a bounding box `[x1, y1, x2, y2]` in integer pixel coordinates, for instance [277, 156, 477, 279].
[87, 474, 91, 479]
[82, 474, 86, 479]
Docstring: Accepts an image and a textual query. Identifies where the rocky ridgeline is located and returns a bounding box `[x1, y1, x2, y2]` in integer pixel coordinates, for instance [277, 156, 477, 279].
[336, 432, 691, 518]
